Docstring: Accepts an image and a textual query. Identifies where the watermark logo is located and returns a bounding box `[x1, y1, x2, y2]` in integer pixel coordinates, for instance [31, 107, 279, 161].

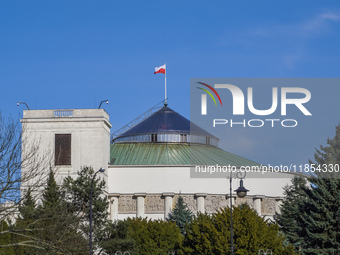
[196, 82, 223, 115]
[197, 82, 312, 128]
[199, 83, 311, 116]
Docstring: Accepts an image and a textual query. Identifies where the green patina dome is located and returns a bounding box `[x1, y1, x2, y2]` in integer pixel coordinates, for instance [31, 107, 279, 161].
[110, 106, 260, 166]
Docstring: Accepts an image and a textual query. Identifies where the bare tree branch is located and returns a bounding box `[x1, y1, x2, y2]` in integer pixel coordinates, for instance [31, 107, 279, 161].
[0, 113, 51, 222]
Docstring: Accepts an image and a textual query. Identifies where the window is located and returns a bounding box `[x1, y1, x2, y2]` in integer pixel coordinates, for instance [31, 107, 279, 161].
[55, 134, 71, 165]
[180, 134, 187, 143]
[151, 134, 158, 142]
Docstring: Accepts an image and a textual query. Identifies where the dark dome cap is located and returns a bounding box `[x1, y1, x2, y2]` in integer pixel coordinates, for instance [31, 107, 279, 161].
[113, 106, 219, 146]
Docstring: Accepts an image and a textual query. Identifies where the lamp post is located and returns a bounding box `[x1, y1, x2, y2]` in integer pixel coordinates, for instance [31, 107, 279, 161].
[98, 100, 109, 109]
[89, 167, 105, 255]
[228, 170, 249, 255]
[17, 101, 30, 110]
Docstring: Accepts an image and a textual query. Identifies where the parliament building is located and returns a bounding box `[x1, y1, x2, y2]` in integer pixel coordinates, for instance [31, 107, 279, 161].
[20, 104, 300, 221]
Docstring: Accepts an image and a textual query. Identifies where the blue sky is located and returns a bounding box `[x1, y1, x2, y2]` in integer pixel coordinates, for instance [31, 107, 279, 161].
[1, 1, 340, 166]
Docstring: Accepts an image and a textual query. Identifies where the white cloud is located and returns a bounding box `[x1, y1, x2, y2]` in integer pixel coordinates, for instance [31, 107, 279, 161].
[297, 12, 340, 36]
[246, 11, 340, 69]
[248, 11, 340, 39]
[319, 12, 340, 21]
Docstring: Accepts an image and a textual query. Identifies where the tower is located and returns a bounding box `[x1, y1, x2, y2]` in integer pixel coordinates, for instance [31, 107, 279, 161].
[20, 109, 111, 192]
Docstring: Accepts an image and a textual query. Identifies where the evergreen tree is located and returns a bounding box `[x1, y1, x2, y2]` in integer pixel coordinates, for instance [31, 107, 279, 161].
[299, 125, 340, 255]
[41, 170, 61, 210]
[34, 169, 63, 254]
[128, 218, 182, 255]
[19, 189, 36, 221]
[275, 176, 307, 252]
[101, 218, 182, 255]
[299, 177, 340, 255]
[22, 169, 88, 254]
[167, 196, 192, 235]
[277, 124, 340, 255]
[100, 220, 138, 254]
[13, 189, 38, 255]
[0, 220, 15, 255]
[62, 166, 109, 243]
[181, 204, 296, 255]
[181, 212, 224, 254]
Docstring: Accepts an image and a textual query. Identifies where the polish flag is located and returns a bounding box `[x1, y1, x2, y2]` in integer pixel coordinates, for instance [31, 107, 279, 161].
[154, 64, 166, 74]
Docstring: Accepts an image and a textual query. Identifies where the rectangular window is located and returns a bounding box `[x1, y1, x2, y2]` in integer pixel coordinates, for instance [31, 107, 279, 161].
[180, 134, 187, 143]
[151, 134, 158, 142]
[55, 134, 71, 165]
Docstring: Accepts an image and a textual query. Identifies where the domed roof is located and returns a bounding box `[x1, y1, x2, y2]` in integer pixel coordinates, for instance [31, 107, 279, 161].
[110, 105, 261, 166]
[110, 143, 261, 166]
[113, 106, 219, 146]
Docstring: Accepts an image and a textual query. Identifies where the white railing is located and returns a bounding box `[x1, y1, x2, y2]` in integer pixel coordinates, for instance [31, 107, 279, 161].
[54, 110, 73, 117]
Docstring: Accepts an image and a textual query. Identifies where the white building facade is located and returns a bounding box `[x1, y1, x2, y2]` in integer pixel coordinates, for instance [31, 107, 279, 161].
[20, 106, 300, 221]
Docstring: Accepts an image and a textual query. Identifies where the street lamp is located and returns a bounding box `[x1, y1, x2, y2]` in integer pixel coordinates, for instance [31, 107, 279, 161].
[17, 101, 30, 110]
[234, 179, 248, 198]
[228, 170, 249, 255]
[98, 100, 109, 109]
[89, 167, 105, 255]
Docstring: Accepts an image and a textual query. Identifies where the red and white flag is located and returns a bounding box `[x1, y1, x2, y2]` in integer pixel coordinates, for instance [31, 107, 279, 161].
[154, 64, 166, 74]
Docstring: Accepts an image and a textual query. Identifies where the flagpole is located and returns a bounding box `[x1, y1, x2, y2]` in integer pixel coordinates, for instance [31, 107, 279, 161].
[165, 63, 167, 106]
